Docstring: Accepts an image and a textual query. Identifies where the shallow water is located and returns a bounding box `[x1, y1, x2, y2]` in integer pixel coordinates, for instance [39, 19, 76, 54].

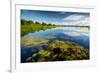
[21, 27, 89, 62]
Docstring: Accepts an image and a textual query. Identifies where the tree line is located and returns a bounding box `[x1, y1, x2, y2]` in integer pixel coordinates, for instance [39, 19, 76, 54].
[21, 19, 56, 36]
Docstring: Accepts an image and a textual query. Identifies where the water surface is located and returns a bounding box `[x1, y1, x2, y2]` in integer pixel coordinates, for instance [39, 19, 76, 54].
[21, 27, 89, 62]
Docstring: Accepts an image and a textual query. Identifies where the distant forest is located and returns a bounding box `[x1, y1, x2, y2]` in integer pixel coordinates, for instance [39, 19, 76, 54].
[21, 19, 56, 36]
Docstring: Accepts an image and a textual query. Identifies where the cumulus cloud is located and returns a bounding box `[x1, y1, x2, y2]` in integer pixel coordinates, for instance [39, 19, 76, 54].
[63, 14, 85, 21]
[62, 14, 90, 26]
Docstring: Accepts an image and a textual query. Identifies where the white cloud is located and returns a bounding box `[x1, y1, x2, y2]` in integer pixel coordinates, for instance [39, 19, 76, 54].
[62, 14, 90, 26]
[73, 17, 90, 26]
[63, 14, 85, 21]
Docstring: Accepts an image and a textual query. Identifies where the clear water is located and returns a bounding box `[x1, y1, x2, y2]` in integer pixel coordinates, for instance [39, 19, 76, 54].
[21, 27, 89, 62]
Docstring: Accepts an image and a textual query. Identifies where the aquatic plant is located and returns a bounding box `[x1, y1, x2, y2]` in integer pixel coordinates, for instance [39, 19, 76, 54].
[25, 40, 89, 62]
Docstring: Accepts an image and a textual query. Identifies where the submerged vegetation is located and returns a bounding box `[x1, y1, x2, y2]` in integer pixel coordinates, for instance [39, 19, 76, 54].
[21, 38, 89, 62]
[21, 19, 56, 36]
[21, 38, 49, 46]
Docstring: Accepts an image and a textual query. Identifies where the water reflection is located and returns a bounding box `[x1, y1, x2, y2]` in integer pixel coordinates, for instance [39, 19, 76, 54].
[21, 27, 89, 62]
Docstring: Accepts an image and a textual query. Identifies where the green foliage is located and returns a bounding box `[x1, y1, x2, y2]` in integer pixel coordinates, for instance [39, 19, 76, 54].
[21, 19, 56, 36]
[38, 50, 51, 57]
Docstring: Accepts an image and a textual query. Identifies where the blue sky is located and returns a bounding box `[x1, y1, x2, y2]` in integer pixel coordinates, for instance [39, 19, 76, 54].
[21, 10, 90, 26]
